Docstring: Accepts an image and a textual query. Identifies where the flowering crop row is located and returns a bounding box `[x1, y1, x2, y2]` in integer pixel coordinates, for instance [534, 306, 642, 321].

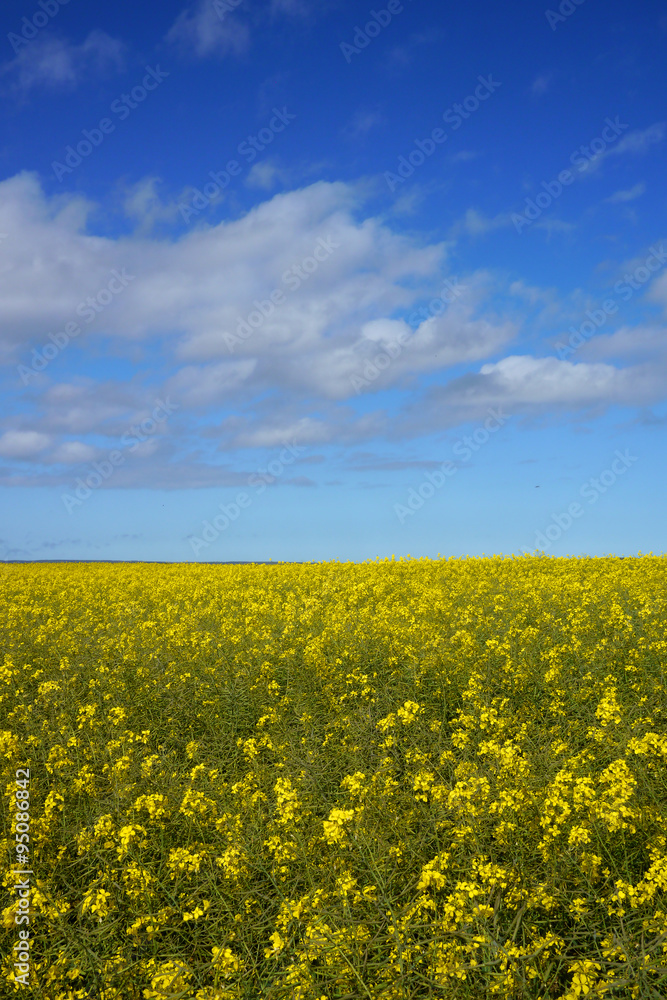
[1, 555, 667, 999]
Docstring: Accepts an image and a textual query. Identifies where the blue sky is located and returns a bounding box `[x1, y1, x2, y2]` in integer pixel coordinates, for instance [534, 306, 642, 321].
[0, 0, 665, 562]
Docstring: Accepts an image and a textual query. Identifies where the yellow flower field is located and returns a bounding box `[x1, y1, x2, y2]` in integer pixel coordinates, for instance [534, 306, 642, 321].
[2, 555, 667, 999]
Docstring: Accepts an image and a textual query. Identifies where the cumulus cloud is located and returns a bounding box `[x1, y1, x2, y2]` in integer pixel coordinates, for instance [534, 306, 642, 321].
[647, 266, 667, 315]
[577, 325, 667, 362]
[166, 0, 251, 57]
[49, 441, 98, 464]
[35, 380, 150, 437]
[168, 0, 347, 64]
[0, 172, 460, 384]
[476, 355, 627, 404]
[165, 359, 257, 408]
[396, 354, 667, 436]
[2, 172, 667, 487]
[0, 430, 51, 458]
[2, 31, 125, 92]
[220, 414, 333, 449]
[122, 177, 187, 234]
[245, 161, 291, 191]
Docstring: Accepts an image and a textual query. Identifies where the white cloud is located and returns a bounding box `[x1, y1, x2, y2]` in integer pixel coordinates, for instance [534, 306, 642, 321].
[606, 182, 646, 203]
[508, 280, 555, 306]
[449, 208, 514, 239]
[38, 381, 142, 436]
[585, 123, 665, 175]
[477, 355, 623, 403]
[343, 303, 516, 392]
[647, 268, 667, 315]
[613, 122, 665, 157]
[0, 175, 460, 388]
[166, 0, 250, 58]
[122, 177, 186, 233]
[226, 415, 332, 448]
[578, 324, 667, 362]
[165, 359, 257, 407]
[245, 161, 290, 191]
[415, 354, 667, 425]
[3, 172, 667, 484]
[50, 441, 98, 464]
[2, 31, 125, 92]
[342, 108, 385, 138]
[0, 430, 51, 458]
[212, 407, 386, 452]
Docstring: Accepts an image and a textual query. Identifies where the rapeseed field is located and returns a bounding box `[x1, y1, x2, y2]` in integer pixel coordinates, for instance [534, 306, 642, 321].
[2, 555, 667, 999]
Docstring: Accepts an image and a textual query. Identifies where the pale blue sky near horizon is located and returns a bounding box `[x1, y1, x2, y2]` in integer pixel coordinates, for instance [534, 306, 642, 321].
[0, 0, 666, 561]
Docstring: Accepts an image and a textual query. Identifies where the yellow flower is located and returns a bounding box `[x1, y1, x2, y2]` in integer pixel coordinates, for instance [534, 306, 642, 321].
[334, 872, 358, 896]
[340, 771, 366, 797]
[567, 824, 591, 847]
[568, 897, 589, 918]
[122, 861, 153, 897]
[264, 931, 286, 958]
[144, 960, 191, 998]
[322, 807, 355, 845]
[92, 815, 114, 845]
[116, 823, 147, 858]
[417, 852, 450, 891]
[565, 960, 602, 998]
[274, 776, 301, 825]
[81, 887, 112, 922]
[134, 793, 169, 821]
[183, 900, 210, 921]
[167, 847, 204, 876]
[211, 945, 244, 976]
[180, 787, 218, 821]
[413, 770, 435, 801]
[396, 701, 422, 725]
